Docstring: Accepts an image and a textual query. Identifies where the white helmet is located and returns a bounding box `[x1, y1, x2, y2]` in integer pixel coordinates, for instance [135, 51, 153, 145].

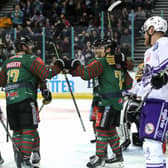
[142, 16, 167, 34]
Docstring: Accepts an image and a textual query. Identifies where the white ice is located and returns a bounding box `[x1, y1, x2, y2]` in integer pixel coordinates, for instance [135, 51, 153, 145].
[0, 99, 166, 168]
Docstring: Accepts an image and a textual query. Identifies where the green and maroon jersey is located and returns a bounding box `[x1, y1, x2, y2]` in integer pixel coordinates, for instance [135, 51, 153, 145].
[72, 57, 133, 110]
[0, 54, 61, 104]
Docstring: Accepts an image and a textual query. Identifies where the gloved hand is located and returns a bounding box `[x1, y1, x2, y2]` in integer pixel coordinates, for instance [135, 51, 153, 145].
[42, 88, 52, 105]
[106, 54, 115, 65]
[151, 72, 168, 89]
[127, 95, 142, 113]
[55, 59, 65, 70]
[70, 59, 81, 71]
[115, 51, 126, 69]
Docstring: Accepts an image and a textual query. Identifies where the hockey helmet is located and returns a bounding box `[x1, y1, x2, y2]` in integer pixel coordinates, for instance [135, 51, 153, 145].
[15, 36, 33, 52]
[101, 38, 117, 54]
[92, 39, 103, 48]
[141, 16, 167, 34]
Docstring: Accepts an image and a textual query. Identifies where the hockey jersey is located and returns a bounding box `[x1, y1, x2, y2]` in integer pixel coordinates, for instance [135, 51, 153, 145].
[134, 37, 168, 101]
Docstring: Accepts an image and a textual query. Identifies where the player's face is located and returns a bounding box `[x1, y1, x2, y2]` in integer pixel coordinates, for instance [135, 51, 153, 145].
[25, 44, 33, 54]
[144, 31, 150, 46]
[94, 47, 105, 58]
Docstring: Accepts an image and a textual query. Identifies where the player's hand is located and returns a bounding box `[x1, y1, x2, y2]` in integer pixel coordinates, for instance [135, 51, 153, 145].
[151, 72, 168, 89]
[42, 88, 52, 104]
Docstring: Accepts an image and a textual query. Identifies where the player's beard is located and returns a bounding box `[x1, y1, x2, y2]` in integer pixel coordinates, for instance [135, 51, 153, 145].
[144, 35, 150, 46]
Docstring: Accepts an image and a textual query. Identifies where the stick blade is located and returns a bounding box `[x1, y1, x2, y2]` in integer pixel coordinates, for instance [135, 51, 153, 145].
[108, 0, 122, 12]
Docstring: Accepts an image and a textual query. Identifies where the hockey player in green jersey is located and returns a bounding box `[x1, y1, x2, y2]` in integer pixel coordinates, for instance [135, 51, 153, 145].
[65, 39, 133, 168]
[0, 35, 64, 168]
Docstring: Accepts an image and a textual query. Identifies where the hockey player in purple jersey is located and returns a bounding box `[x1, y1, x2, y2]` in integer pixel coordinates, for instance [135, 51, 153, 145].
[133, 16, 168, 168]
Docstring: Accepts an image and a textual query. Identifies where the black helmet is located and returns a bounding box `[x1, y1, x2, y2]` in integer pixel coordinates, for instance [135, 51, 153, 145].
[100, 39, 117, 54]
[92, 39, 103, 47]
[15, 35, 33, 52]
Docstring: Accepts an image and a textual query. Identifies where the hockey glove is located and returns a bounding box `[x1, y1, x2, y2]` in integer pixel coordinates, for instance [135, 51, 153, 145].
[42, 88, 52, 105]
[55, 59, 65, 70]
[115, 52, 126, 69]
[151, 72, 168, 89]
[70, 59, 81, 71]
[106, 54, 115, 65]
[127, 96, 142, 113]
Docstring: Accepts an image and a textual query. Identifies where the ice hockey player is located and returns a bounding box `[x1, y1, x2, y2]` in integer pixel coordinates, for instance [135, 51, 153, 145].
[31, 80, 52, 166]
[132, 16, 168, 168]
[64, 38, 133, 168]
[0, 35, 64, 168]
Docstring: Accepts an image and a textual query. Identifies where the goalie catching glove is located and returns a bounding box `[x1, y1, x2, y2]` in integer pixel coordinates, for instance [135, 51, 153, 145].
[151, 71, 168, 89]
[42, 88, 52, 105]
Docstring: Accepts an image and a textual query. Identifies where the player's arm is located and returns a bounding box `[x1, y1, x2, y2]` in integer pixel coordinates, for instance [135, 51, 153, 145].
[29, 57, 63, 80]
[0, 67, 6, 87]
[71, 59, 104, 80]
[38, 80, 52, 104]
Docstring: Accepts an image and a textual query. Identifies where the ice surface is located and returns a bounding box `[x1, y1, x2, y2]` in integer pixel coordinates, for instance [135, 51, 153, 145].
[0, 99, 166, 168]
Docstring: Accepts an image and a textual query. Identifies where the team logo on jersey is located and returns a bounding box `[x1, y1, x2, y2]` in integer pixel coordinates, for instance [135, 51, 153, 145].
[118, 98, 123, 104]
[145, 123, 155, 135]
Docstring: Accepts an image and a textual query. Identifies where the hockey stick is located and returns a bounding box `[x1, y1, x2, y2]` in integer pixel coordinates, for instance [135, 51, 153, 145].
[0, 118, 22, 168]
[50, 42, 86, 132]
[107, 0, 122, 40]
[38, 103, 44, 113]
[6, 118, 9, 142]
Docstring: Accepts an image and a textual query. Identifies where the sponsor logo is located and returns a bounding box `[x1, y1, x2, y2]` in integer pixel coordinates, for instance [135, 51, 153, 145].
[145, 123, 155, 135]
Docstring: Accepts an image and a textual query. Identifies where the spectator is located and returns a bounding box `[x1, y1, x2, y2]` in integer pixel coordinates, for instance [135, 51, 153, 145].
[31, 10, 45, 28]
[11, 4, 24, 27]
[120, 28, 131, 45]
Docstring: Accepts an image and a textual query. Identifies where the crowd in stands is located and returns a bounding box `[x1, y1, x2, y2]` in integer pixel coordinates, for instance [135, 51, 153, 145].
[0, 0, 154, 65]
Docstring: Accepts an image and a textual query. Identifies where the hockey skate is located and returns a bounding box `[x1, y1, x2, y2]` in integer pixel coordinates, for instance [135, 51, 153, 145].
[105, 150, 124, 168]
[31, 151, 41, 164]
[87, 155, 105, 168]
[0, 153, 4, 164]
[22, 156, 40, 168]
[120, 139, 131, 151]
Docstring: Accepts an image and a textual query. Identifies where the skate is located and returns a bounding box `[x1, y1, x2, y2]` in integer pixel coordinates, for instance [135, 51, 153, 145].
[120, 139, 131, 151]
[22, 156, 40, 168]
[86, 155, 105, 168]
[0, 153, 4, 165]
[105, 149, 124, 168]
[132, 133, 142, 147]
[14, 150, 22, 168]
[31, 151, 41, 164]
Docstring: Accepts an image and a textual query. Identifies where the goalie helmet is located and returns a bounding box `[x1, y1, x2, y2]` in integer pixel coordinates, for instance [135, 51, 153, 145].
[142, 16, 167, 34]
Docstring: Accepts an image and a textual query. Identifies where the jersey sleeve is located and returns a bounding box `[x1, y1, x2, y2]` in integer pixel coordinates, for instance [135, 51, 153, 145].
[28, 57, 61, 80]
[150, 39, 168, 74]
[124, 71, 133, 90]
[71, 59, 103, 80]
[0, 67, 6, 87]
